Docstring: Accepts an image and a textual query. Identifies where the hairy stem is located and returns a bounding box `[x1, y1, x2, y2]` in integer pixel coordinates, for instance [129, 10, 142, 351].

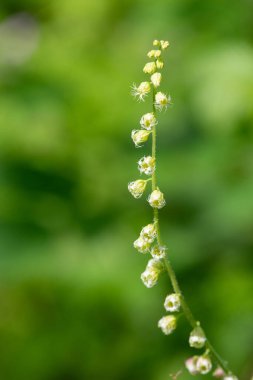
[151, 85, 231, 375]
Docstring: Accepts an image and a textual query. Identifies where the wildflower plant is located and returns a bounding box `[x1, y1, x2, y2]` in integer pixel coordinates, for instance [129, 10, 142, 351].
[128, 39, 238, 379]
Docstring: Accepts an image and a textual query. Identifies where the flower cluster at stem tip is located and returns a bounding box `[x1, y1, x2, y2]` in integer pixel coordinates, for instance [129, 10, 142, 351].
[128, 39, 239, 380]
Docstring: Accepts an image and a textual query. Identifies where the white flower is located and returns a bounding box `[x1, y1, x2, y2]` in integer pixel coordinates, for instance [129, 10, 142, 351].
[151, 72, 162, 87]
[156, 59, 164, 69]
[223, 376, 238, 380]
[138, 156, 155, 175]
[164, 293, 181, 312]
[141, 268, 159, 288]
[196, 355, 212, 375]
[189, 325, 206, 349]
[158, 315, 177, 335]
[140, 223, 157, 243]
[148, 189, 166, 209]
[131, 81, 151, 101]
[131, 129, 151, 147]
[185, 356, 199, 375]
[155, 91, 171, 110]
[160, 40, 169, 49]
[143, 62, 156, 74]
[133, 236, 150, 253]
[128, 179, 147, 198]
[151, 245, 167, 259]
[140, 112, 157, 130]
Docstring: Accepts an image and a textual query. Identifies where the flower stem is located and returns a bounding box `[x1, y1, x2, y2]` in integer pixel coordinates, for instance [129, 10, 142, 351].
[151, 85, 232, 375]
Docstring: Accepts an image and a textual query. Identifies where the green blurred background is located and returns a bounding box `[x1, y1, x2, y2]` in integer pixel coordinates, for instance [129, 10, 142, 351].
[0, 0, 253, 379]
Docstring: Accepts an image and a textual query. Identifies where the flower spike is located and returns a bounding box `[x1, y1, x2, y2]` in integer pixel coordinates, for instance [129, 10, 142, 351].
[128, 39, 237, 378]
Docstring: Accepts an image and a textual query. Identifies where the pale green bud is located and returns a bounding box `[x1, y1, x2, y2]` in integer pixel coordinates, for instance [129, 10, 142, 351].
[160, 40, 169, 49]
[189, 324, 206, 349]
[154, 49, 162, 58]
[146, 258, 164, 272]
[128, 179, 147, 198]
[143, 61, 156, 74]
[153, 39, 160, 46]
[131, 129, 151, 147]
[147, 50, 155, 58]
[151, 72, 162, 87]
[148, 189, 166, 209]
[158, 315, 177, 335]
[156, 59, 164, 69]
[133, 236, 150, 253]
[140, 223, 157, 243]
[147, 49, 161, 58]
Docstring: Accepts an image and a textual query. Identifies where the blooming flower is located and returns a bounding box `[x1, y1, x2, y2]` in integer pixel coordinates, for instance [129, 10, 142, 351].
[189, 325, 206, 349]
[143, 61, 156, 74]
[153, 39, 160, 46]
[140, 223, 157, 243]
[151, 72, 162, 87]
[223, 376, 238, 380]
[196, 355, 212, 375]
[151, 245, 167, 259]
[158, 315, 177, 335]
[164, 293, 181, 312]
[140, 112, 157, 130]
[131, 81, 151, 101]
[128, 179, 147, 198]
[138, 156, 156, 175]
[156, 59, 164, 69]
[185, 356, 199, 375]
[148, 189, 166, 209]
[155, 91, 171, 110]
[131, 129, 151, 147]
[133, 236, 150, 253]
[141, 268, 159, 288]
[160, 40, 169, 49]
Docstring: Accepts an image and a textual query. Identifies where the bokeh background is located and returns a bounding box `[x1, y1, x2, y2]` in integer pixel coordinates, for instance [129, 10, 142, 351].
[0, 0, 253, 379]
